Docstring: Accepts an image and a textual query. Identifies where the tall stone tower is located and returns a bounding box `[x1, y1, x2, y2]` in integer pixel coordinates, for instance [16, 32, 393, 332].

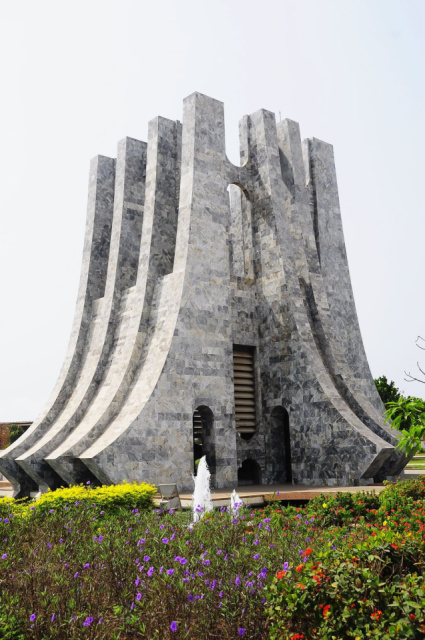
[0, 92, 407, 497]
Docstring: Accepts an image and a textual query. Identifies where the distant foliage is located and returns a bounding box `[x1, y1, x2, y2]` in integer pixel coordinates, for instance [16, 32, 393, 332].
[374, 375, 402, 405]
[8, 424, 29, 445]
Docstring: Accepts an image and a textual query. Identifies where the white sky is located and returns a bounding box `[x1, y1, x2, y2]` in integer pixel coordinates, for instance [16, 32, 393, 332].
[0, 0, 424, 420]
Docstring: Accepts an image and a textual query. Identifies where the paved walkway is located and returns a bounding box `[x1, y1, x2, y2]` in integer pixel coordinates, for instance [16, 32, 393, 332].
[177, 483, 387, 507]
[1, 474, 423, 502]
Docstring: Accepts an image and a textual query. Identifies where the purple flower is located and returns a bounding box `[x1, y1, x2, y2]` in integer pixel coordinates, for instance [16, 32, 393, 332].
[136, 592, 142, 601]
[147, 567, 154, 577]
[1, 554, 6, 560]
[170, 621, 178, 632]
[83, 616, 93, 627]
[180, 558, 187, 565]
[30, 613, 36, 622]
[130, 602, 134, 611]
[98, 535, 103, 542]
[253, 554, 259, 560]
[74, 572, 79, 578]
[174, 556, 181, 562]
[59, 538, 63, 544]
[238, 628, 245, 636]
[49, 509, 54, 514]
[51, 613, 55, 622]
[98, 617, 103, 623]
[162, 538, 169, 544]
[283, 562, 289, 571]
[263, 518, 271, 523]
[86, 481, 90, 485]
[188, 594, 194, 601]
[167, 569, 175, 576]
[143, 555, 150, 562]
[84, 563, 90, 568]
[235, 576, 241, 586]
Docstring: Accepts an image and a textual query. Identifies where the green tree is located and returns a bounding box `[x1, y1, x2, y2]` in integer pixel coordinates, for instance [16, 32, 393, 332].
[385, 396, 425, 456]
[8, 424, 28, 446]
[374, 375, 402, 405]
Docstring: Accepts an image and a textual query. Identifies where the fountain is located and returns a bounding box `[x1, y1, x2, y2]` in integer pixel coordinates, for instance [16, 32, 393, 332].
[192, 455, 213, 523]
[230, 488, 242, 515]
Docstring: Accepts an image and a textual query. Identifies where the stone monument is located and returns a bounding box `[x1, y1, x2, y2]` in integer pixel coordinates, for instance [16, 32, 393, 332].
[0, 92, 407, 497]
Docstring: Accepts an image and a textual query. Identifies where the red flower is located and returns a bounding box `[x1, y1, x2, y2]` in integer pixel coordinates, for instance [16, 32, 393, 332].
[304, 547, 313, 556]
[277, 570, 285, 579]
[323, 604, 331, 617]
[410, 613, 416, 621]
[371, 610, 382, 621]
[295, 565, 304, 572]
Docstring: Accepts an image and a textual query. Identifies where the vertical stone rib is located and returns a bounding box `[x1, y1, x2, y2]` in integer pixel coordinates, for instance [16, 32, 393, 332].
[13, 140, 147, 493]
[78, 93, 238, 491]
[45, 117, 182, 486]
[305, 139, 382, 408]
[0, 156, 115, 495]
[247, 109, 392, 483]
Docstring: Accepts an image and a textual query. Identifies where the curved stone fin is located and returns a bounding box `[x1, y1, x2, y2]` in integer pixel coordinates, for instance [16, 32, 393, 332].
[245, 108, 393, 484]
[12, 139, 147, 491]
[303, 137, 380, 402]
[45, 117, 182, 484]
[0, 155, 115, 493]
[76, 93, 238, 491]
[302, 135, 409, 475]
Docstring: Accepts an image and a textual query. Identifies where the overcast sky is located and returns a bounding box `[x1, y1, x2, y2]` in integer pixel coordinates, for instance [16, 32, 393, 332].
[0, 0, 424, 420]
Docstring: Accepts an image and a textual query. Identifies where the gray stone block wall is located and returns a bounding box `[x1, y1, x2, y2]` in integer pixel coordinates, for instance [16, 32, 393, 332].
[0, 92, 409, 497]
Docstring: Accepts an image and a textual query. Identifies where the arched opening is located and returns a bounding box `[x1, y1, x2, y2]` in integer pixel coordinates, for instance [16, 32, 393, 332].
[238, 458, 261, 486]
[192, 406, 216, 481]
[270, 406, 292, 483]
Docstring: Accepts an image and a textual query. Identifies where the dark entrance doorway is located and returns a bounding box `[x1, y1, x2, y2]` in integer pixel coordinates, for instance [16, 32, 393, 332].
[238, 458, 261, 486]
[270, 406, 292, 483]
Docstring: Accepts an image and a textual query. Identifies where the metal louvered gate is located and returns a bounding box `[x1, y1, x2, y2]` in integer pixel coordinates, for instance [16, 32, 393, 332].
[233, 345, 256, 439]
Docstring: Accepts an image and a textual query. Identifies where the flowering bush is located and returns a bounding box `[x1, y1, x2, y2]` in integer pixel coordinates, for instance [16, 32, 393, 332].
[0, 478, 424, 638]
[33, 480, 157, 513]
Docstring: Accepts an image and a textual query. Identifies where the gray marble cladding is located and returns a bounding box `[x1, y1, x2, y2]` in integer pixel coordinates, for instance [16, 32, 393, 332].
[0, 92, 409, 497]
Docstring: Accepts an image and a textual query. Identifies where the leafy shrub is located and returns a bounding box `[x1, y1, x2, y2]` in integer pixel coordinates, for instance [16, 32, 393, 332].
[265, 498, 425, 639]
[267, 553, 425, 639]
[33, 480, 157, 514]
[0, 496, 28, 519]
[305, 490, 380, 526]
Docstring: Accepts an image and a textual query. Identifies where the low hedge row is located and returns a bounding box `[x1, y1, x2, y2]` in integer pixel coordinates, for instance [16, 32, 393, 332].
[0, 480, 157, 518]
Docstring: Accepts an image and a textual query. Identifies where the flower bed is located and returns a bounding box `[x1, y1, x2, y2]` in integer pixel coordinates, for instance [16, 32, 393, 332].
[0, 479, 424, 638]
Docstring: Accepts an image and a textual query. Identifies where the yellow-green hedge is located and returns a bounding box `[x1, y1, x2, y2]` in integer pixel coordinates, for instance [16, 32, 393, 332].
[0, 481, 157, 516]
